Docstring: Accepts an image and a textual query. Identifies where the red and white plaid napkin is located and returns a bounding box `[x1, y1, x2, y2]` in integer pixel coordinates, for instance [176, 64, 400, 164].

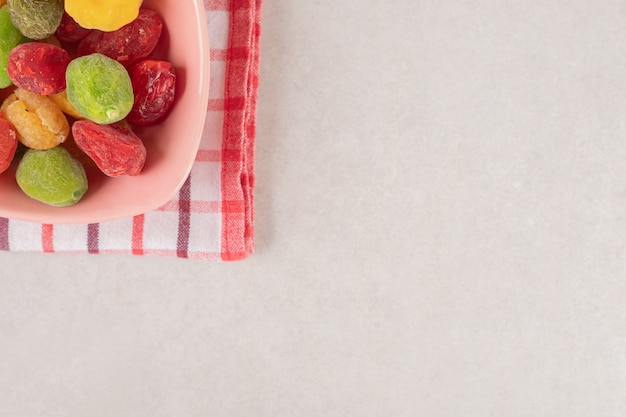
[0, 0, 261, 261]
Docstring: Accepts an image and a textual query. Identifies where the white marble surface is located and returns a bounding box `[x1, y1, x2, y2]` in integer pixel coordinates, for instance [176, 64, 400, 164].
[2, 1, 626, 415]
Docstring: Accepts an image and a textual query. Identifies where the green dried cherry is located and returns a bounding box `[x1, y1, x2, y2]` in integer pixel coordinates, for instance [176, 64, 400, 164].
[0, 5, 26, 88]
[66, 53, 134, 124]
[16, 146, 88, 207]
[7, 0, 64, 40]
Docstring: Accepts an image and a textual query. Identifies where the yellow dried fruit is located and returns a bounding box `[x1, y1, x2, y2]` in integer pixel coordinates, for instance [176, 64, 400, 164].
[2, 88, 69, 150]
[65, 0, 143, 32]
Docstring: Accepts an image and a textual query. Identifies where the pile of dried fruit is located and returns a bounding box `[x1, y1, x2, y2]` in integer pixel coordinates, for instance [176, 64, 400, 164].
[0, 0, 177, 207]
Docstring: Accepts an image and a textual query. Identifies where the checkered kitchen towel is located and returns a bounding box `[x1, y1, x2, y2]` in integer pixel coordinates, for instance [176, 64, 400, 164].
[0, 0, 261, 261]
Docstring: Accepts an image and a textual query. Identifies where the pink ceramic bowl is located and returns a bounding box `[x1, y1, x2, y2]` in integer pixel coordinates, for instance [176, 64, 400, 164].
[0, 0, 210, 223]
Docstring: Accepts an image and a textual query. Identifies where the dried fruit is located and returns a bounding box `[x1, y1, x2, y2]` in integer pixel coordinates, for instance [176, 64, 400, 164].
[65, 0, 143, 32]
[72, 120, 146, 176]
[7, 0, 64, 40]
[7, 42, 70, 95]
[1, 88, 69, 150]
[0, 5, 26, 88]
[127, 59, 176, 125]
[65, 53, 134, 124]
[55, 11, 91, 43]
[77, 8, 162, 67]
[16, 146, 87, 206]
[0, 117, 17, 173]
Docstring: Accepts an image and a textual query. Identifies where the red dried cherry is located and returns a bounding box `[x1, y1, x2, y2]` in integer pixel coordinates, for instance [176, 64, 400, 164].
[0, 117, 17, 174]
[72, 120, 146, 177]
[76, 8, 163, 67]
[127, 59, 176, 126]
[7, 42, 70, 95]
[55, 12, 91, 43]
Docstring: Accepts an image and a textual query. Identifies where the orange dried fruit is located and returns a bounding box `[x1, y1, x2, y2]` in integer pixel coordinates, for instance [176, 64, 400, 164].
[2, 88, 69, 150]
